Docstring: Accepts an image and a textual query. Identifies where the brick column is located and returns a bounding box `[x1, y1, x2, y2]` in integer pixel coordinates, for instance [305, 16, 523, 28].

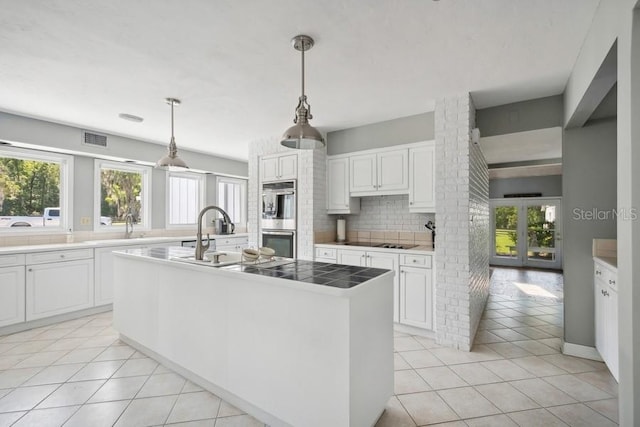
[434, 94, 490, 351]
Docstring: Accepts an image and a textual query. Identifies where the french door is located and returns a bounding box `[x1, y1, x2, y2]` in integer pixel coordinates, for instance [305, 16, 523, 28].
[490, 198, 562, 270]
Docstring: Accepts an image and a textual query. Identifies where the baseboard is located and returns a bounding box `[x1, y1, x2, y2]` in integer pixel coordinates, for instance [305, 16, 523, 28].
[562, 341, 603, 361]
[0, 305, 112, 337]
[394, 323, 436, 339]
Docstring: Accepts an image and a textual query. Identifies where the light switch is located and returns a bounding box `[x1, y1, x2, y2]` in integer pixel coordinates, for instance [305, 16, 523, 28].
[80, 217, 91, 225]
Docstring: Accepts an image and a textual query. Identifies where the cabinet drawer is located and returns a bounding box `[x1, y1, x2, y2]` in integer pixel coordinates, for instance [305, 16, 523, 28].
[0, 253, 26, 267]
[26, 248, 94, 265]
[595, 263, 617, 291]
[315, 248, 336, 259]
[401, 254, 431, 268]
[217, 237, 248, 246]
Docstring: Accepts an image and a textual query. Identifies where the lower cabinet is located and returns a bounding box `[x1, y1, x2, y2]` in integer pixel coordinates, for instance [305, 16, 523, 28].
[215, 236, 249, 252]
[316, 245, 436, 331]
[399, 265, 433, 330]
[594, 259, 619, 381]
[336, 249, 401, 323]
[0, 265, 26, 327]
[26, 257, 94, 321]
[94, 245, 131, 306]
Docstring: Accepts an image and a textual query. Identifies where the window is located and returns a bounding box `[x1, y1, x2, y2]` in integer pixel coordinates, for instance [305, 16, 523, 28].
[167, 171, 205, 227]
[217, 176, 247, 225]
[0, 146, 73, 233]
[95, 160, 151, 230]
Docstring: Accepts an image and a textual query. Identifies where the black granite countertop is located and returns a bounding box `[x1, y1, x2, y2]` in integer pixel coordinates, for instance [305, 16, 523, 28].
[121, 246, 390, 290]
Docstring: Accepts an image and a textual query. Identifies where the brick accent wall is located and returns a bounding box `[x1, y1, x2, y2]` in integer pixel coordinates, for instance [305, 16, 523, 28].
[248, 138, 332, 260]
[434, 94, 490, 351]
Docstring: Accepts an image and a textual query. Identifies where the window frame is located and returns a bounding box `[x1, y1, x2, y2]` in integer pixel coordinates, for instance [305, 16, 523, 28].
[0, 146, 73, 235]
[94, 159, 152, 232]
[165, 170, 206, 229]
[216, 176, 247, 226]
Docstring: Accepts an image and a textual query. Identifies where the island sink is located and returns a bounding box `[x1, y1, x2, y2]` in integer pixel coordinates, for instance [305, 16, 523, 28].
[171, 251, 242, 267]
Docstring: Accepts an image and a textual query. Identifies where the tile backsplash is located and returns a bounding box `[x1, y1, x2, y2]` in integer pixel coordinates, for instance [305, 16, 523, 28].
[338, 194, 434, 232]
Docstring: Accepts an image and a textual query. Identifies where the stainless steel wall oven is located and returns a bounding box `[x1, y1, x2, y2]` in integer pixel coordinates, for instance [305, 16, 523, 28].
[261, 180, 296, 258]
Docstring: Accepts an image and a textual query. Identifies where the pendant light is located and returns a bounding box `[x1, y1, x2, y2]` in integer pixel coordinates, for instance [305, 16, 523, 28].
[280, 35, 325, 149]
[156, 98, 188, 169]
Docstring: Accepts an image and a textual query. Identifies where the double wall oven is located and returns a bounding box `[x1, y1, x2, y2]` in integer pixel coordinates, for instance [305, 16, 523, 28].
[261, 180, 296, 258]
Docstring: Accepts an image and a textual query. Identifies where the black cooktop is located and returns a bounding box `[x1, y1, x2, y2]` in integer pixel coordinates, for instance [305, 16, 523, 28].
[335, 242, 418, 250]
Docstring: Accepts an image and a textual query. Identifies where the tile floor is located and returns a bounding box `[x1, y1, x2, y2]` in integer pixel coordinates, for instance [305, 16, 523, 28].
[0, 267, 618, 426]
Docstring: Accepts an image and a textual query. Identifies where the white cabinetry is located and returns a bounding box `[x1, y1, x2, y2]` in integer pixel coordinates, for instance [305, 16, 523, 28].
[314, 247, 337, 264]
[94, 241, 182, 306]
[594, 259, 618, 381]
[26, 249, 94, 321]
[215, 235, 249, 252]
[327, 157, 360, 214]
[261, 154, 297, 182]
[399, 254, 433, 330]
[94, 245, 131, 306]
[0, 254, 26, 327]
[408, 143, 436, 213]
[350, 149, 408, 195]
[337, 249, 400, 322]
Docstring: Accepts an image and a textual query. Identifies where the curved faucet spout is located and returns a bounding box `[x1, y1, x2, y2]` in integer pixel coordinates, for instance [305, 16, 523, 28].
[195, 205, 233, 260]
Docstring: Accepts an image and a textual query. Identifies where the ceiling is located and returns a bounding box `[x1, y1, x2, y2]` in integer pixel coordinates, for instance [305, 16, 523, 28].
[0, 0, 599, 161]
[479, 127, 562, 165]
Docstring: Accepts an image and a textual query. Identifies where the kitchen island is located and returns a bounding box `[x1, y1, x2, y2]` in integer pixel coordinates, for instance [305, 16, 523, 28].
[112, 247, 394, 427]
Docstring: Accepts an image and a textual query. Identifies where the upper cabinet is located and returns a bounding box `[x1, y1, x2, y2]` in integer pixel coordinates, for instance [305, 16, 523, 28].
[349, 149, 408, 195]
[327, 157, 360, 214]
[261, 154, 298, 182]
[408, 143, 436, 213]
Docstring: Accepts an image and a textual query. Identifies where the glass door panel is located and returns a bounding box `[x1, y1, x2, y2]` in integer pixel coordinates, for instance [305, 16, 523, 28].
[524, 202, 561, 269]
[491, 204, 521, 266]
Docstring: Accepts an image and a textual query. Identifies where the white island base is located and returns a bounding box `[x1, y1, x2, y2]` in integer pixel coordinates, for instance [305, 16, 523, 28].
[113, 249, 394, 427]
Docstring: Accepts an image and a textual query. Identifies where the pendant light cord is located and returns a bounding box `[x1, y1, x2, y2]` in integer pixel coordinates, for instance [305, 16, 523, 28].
[170, 100, 175, 139]
[301, 44, 305, 98]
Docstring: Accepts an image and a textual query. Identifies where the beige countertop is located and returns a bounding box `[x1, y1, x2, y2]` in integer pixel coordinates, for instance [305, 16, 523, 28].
[594, 256, 617, 269]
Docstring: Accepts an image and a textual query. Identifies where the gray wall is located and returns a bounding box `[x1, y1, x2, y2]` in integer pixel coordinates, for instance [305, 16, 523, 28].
[0, 111, 248, 231]
[563, 118, 617, 347]
[0, 111, 248, 176]
[326, 112, 434, 155]
[489, 176, 562, 198]
[476, 95, 563, 137]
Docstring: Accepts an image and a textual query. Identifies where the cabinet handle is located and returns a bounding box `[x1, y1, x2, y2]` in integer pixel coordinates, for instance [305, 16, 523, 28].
[409, 202, 413, 205]
[596, 270, 601, 275]
[60, 254, 65, 258]
[345, 204, 349, 207]
[28, 268, 32, 272]
[609, 279, 615, 285]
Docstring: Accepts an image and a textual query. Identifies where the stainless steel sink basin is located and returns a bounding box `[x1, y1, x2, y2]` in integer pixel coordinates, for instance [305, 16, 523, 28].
[170, 251, 243, 267]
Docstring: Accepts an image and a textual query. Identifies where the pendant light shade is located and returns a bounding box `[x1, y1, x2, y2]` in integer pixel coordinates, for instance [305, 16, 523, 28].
[280, 35, 325, 149]
[156, 98, 188, 169]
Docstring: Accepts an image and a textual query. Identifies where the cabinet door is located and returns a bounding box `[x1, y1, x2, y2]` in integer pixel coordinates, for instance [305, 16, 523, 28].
[399, 266, 433, 330]
[0, 266, 25, 327]
[327, 158, 350, 211]
[594, 279, 607, 359]
[94, 246, 130, 306]
[409, 145, 435, 212]
[26, 259, 94, 321]
[350, 154, 377, 192]
[367, 252, 400, 322]
[337, 249, 366, 267]
[377, 149, 408, 191]
[261, 157, 279, 182]
[608, 287, 619, 381]
[278, 154, 298, 180]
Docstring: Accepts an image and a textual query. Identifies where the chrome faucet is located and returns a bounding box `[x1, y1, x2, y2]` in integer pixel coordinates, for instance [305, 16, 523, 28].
[195, 205, 233, 260]
[124, 210, 134, 239]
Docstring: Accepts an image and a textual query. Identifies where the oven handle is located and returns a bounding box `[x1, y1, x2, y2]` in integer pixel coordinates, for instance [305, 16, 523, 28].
[263, 231, 295, 236]
[263, 191, 295, 196]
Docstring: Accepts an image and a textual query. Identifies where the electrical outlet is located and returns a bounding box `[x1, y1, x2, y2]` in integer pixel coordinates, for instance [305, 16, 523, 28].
[80, 217, 91, 225]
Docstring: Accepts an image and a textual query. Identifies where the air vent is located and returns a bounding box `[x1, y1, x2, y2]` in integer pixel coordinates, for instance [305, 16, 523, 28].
[82, 131, 107, 148]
